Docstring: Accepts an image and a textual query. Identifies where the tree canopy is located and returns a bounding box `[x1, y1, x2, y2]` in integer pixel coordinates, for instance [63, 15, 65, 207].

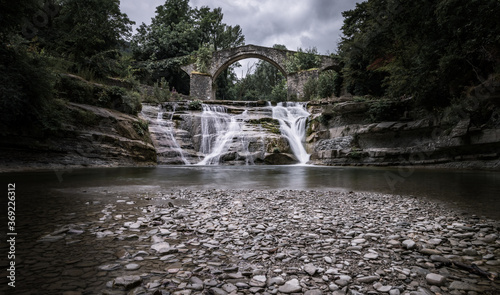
[338, 0, 500, 107]
[131, 0, 245, 93]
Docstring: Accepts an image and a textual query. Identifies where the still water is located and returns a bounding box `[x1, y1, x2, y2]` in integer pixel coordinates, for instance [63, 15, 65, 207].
[2, 165, 499, 220]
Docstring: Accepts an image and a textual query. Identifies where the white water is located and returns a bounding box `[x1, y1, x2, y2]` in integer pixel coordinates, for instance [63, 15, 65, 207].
[197, 105, 250, 165]
[271, 102, 311, 164]
[156, 108, 190, 165]
[197, 102, 311, 165]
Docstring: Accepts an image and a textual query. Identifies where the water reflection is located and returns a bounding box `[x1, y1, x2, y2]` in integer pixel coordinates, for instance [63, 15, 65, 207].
[1, 166, 499, 219]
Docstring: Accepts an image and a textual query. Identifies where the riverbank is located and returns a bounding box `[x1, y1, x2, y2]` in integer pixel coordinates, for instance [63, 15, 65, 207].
[4, 187, 498, 294]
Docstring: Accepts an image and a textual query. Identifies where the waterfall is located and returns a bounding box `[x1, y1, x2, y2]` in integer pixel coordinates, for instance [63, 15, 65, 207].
[196, 102, 311, 165]
[197, 105, 250, 165]
[271, 102, 311, 164]
[155, 107, 190, 165]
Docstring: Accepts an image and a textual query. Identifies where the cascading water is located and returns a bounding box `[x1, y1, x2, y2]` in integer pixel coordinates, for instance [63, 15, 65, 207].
[155, 106, 190, 165]
[271, 102, 311, 164]
[197, 105, 250, 165]
[196, 102, 311, 165]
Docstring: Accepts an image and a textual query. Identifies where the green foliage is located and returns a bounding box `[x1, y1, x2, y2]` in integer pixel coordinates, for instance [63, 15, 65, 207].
[303, 77, 319, 101]
[367, 98, 406, 122]
[188, 99, 203, 110]
[195, 45, 214, 73]
[56, 75, 141, 115]
[133, 119, 149, 137]
[153, 77, 172, 103]
[338, 0, 500, 109]
[47, 0, 135, 63]
[302, 70, 342, 101]
[0, 42, 56, 131]
[286, 47, 321, 73]
[225, 45, 288, 101]
[131, 0, 245, 94]
[271, 80, 288, 102]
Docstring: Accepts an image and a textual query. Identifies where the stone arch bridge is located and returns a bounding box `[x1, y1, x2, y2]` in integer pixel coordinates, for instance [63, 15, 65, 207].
[181, 44, 339, 100]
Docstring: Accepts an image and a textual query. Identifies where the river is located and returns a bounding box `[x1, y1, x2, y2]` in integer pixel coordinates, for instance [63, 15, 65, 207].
[2, 165, 499, 220]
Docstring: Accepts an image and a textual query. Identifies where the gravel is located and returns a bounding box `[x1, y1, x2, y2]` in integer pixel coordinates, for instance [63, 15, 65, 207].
[14, 189, 500, 294]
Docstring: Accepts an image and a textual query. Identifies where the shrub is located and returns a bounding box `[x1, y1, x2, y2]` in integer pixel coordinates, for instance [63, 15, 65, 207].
[153, 77, 171, 102]
[188, 99, 203, 110]
[271, 80, 287, 102]
[367, 98, 406, 122]
[303, 76, 319, 101]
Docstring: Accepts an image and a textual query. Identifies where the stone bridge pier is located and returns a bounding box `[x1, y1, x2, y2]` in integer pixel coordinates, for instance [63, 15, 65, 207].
[181, 44, 339, 100]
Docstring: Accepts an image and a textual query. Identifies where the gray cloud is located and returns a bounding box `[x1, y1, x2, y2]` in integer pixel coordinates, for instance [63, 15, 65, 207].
[121, 0, 360, 54]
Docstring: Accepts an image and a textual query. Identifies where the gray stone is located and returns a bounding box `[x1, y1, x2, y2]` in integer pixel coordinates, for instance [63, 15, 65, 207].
[222, 283, 237, 293]
[363, 252, 379, 260]
[250, 275, 267, 287]
[420, 248, 442, 255]
[99, 264, 121, 271]
[125, 263, 140, 271]
[209, 288, 228, 295]
[425, 273, 446, 286]
[278, 279, 302, 293]
[373, 282, 392, 293]
[267, 277, 285, 286]
[402, 239, 416, 250]
[304, 290, 323, 295]
[113, 275, 142, 290]
[357, 276, 379, 283]
[304, 263, 318, 276]
[449, 281, 482, 292]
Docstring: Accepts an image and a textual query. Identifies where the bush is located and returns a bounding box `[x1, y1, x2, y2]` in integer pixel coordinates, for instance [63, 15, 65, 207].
[56, 75, 141, 114]
[188, 99, 202, 110]
[0, 44, 56, 131]
[153, 77, 171, 102]
[367, 98, 406, 122]
[303, 77, 319, 101]
[271, 80, 287, 102]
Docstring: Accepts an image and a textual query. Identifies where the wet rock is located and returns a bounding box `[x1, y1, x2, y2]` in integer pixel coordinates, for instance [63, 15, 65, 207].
[99, 264, 121, 271]
[113, 275, 142, 290]
[125, 263, 140, 271]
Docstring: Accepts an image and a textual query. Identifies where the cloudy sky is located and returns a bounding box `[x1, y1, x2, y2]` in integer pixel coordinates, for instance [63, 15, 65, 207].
[120, 0, 361, 76]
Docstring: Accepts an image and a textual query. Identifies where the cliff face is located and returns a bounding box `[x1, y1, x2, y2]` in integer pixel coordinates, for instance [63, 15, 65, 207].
[306, 99, 500, 170]
[0, 102, 157, 171]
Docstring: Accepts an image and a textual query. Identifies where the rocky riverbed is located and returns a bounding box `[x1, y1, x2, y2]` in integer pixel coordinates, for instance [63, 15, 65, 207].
[4, 188, 499, 295]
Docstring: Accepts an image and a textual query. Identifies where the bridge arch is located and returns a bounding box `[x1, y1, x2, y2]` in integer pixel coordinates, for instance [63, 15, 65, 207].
[181, 44, 338, 100]
[212, 54, 287, 83]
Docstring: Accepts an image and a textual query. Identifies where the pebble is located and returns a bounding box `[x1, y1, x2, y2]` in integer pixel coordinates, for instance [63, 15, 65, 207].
[14, 189, 500, 294]
[425, 273, 446, 286]
[402, 239, 416, 250]
[278, 279, 302, 293]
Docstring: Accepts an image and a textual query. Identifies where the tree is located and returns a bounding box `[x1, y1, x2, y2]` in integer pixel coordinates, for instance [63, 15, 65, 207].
[337, 0, 500, 108]
[286, 47, 321, 73]
[50, 0, 135, 62]
[132, 0, 245, 95]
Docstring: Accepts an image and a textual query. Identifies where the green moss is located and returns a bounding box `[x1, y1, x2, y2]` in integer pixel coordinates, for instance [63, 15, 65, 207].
[247, 118, 281, 134]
